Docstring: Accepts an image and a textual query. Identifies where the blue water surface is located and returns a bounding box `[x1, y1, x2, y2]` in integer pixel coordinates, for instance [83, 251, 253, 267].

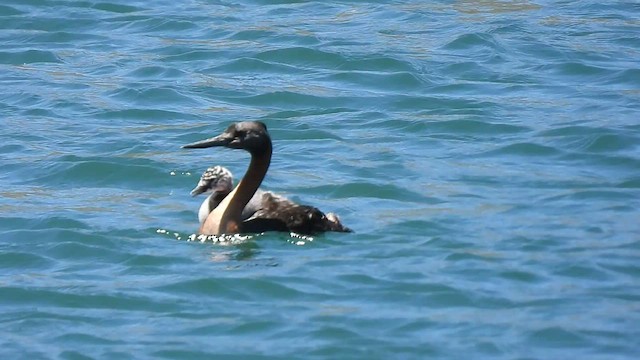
[1, 0, 639, 359]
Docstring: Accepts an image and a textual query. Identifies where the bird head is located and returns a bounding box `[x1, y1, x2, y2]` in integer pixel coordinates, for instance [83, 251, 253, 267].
[183, 121, 271, 155]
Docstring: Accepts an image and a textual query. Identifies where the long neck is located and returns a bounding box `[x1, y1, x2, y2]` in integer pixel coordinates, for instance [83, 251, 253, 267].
[219, 144, 272, 233]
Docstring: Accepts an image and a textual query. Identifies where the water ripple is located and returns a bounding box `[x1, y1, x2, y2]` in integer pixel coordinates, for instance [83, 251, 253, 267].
[1, 0, 639, 358]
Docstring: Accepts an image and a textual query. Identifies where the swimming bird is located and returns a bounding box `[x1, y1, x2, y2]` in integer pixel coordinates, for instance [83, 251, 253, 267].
[190, 165, 263, 225]
[191, 165, 346, 232]
[183, 121, 351, 235]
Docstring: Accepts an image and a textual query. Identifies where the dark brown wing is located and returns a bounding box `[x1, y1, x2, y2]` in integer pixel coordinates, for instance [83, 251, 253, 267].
[242, 192, 351, 234]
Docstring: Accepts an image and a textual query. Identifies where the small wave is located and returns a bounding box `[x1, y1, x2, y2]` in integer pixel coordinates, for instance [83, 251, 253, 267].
[91, 2, 142, 14]
[307, 182, 431, 202]
[421, 119, 530, 135]
[0, 50, 62, 65]
[153, 276, 308, 301]
[233, 91, 350, 109]
[0, 4, 22, 15]
[481, 142, 562, 157]
[442, 32, 506, 53]
[161, 49, 227, 62]
[584, 133, 637, 153]
[255, 46, 345, 69]
[617, 177, 640, 189]
[105, 87, 201, 107]
[31, 156, 169, 189]
[227, 29, 278, 41]
[126, 65, 187, 79]
[94, 108, 186, 120]
[339, 55, 417, 73]
[325, 71, 425, 92]
[538, 126, 638, 153]
[544, 189, 632, 202]
[0, 251, 54, 271]
[113, 17, 198, 33]
[527, 326, 589, 348]
[206, 57, 307, 75]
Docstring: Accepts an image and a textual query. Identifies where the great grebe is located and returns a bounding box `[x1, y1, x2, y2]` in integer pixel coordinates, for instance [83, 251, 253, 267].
[183, 121, 351, 235]
[190, 165, 263, 225]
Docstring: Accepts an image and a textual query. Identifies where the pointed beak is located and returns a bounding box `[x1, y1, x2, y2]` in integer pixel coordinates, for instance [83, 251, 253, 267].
[190, 186, 207, 197]
[189, 177, 233, 197]
[182, 133, 233, 149]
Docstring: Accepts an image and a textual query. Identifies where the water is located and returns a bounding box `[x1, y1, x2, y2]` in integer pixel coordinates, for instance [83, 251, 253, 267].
[1, 0, 639, 358]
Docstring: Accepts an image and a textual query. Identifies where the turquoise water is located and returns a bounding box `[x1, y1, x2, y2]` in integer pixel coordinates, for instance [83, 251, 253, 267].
[1, 0, 639, 358]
